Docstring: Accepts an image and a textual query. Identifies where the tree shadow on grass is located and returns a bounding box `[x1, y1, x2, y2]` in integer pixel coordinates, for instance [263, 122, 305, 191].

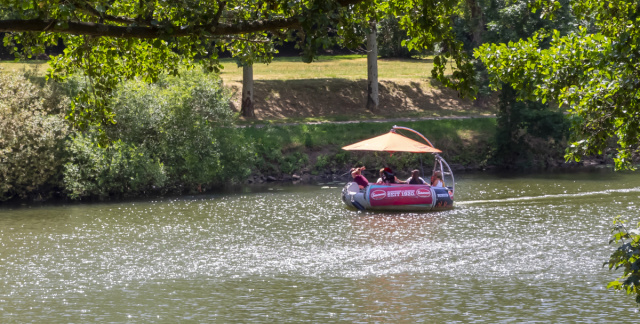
[228, 78, 495, 120]
[379, 57, 435, 64]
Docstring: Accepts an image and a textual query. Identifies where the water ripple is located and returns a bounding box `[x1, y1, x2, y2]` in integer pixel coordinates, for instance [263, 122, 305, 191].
[1, 172, 640, 321]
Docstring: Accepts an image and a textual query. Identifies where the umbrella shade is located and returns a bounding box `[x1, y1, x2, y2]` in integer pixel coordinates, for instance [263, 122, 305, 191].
[342, 131, 441, 153]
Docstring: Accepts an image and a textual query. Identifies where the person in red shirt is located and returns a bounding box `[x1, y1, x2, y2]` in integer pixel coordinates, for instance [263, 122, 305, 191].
[351, 166, 369, 189]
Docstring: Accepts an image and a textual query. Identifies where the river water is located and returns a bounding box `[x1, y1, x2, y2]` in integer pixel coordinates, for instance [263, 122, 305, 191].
[1, 169, 639, 322]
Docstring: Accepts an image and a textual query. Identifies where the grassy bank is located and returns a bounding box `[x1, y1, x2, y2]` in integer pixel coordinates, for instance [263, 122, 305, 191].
[0, 60, 49, 75]
[1, 59, 501, 200]
[219, 55, 493, 121]
[242, 118, 497, 181]
[218, 55, 448, 81]
[1, 56, 495, 123]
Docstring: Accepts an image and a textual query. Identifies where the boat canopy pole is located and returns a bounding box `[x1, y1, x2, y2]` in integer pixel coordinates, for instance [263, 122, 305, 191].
[438, 154, 455, 194]
[391, 125, 436, 148]
[431, 154, 455, 194]
[391, 125, 455, 195]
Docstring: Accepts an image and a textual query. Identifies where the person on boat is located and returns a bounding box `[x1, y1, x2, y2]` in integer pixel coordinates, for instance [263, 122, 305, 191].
[431, 171, 445, 187]
[406, 169, 426, 184]
[379, 167, 406, 184]
[375, 168, 385, 184]
[351, 166, 369, 189]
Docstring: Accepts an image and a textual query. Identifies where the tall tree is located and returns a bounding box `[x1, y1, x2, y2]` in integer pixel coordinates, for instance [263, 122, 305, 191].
[1, 0, 477, 127]
[475, 0, 640, 170]
[455, 0, 575, 166]
[465, 0, 484, 47]
[366, 19, 379, 111]
[241, 63, 254, 118]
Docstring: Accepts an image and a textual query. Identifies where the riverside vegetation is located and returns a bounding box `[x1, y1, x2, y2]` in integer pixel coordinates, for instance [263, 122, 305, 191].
[2, 0, 638, 308]
[1, 57, 570, 202]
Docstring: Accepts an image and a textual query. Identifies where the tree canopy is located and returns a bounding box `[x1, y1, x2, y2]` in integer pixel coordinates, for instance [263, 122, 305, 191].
[1, 0, 476, 126]
[475, 0, 640, 170]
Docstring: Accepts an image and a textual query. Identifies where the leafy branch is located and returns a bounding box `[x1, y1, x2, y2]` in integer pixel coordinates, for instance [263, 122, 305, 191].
[605, 216, 640, 304]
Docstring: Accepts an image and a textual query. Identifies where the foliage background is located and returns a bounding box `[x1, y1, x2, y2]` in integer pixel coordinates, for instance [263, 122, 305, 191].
[0, 71, 69, 201]
[0, 66, 502, 201]
[62, 69, 254, 199]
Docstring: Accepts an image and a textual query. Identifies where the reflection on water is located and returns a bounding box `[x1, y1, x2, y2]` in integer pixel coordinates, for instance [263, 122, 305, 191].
[1, 170, 640, 321]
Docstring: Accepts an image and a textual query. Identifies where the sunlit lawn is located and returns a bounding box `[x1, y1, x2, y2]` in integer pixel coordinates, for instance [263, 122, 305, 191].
[0, 55, 446, 82]
[219, 55, 445, 82]
[0, 55, 487, 123]
[0, 60, 50, 75]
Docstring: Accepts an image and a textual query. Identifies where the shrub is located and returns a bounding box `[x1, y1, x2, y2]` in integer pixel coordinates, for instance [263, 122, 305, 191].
[62, 69, 253, 198]
[493, 85, 569, 168]
[314, 154, 330, 171]
[0, 72, 70, 201]
[63, 135, 167, 199]
[281, 152, 309, 175]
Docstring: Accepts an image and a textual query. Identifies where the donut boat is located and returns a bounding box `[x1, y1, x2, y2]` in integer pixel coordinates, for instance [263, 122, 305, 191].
[341, 183, 454, 211]
[340, 126, 455, 211]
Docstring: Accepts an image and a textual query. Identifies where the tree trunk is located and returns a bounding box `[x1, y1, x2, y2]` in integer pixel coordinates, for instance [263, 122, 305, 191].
[366, 20, 379, 111]
[241, 64, 255, 118]
[466, 0, 484, 47]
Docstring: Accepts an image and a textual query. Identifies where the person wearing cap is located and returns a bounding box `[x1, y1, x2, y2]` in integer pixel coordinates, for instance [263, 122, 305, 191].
[351, 166, 369, 189]
[406, 169, 426, 185]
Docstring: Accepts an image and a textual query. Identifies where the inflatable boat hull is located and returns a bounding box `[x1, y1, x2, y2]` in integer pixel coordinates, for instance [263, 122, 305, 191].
[341, 182, 454, 211]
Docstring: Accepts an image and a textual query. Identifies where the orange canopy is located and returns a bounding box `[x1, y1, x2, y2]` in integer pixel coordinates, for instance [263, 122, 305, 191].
[342, 131, 441, 153]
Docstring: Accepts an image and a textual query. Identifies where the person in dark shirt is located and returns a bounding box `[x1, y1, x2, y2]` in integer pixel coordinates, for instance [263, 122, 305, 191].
[406, 169, 426, 184]
[351, 166, 369, 189]
[382, 167, 406, 184]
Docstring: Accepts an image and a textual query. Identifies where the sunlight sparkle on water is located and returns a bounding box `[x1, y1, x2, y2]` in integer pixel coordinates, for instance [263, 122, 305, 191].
[1, 172, 640, 321]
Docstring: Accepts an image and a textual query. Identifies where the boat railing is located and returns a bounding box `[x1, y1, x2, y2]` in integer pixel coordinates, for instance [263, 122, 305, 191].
[437, 154, 455, 195]
[391, 125, 455, 196]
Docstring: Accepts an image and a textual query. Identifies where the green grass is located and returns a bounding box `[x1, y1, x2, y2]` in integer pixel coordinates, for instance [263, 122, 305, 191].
[1, 54, 441, 80]
[241, 118, 496, 169]
[236, 115, 361, 126]
[0, 60, 49, 75]
[220, 55, 443, 82]
[234, 111, 493, 126]
[239, 118, 497, 176]
[243, 118, 495, 147]
[2, 55, 443, 83]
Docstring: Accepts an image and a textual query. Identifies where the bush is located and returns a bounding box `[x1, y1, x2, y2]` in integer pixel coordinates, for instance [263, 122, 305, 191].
[314, 154, 330, 171]
[63, 135, 167, 199]
[62, 69, 253, 198]
[281, 152, 309, 175]
[0, 72, 70, 201]
[493, 85, 569, 168]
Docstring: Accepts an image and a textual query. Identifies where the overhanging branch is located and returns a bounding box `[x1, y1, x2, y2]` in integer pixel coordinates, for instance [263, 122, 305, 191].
[70, 0, 139, 25]
[213, 36, 270, 43]
[0, 0, 365, 39]
[0, 17, 300, 38]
